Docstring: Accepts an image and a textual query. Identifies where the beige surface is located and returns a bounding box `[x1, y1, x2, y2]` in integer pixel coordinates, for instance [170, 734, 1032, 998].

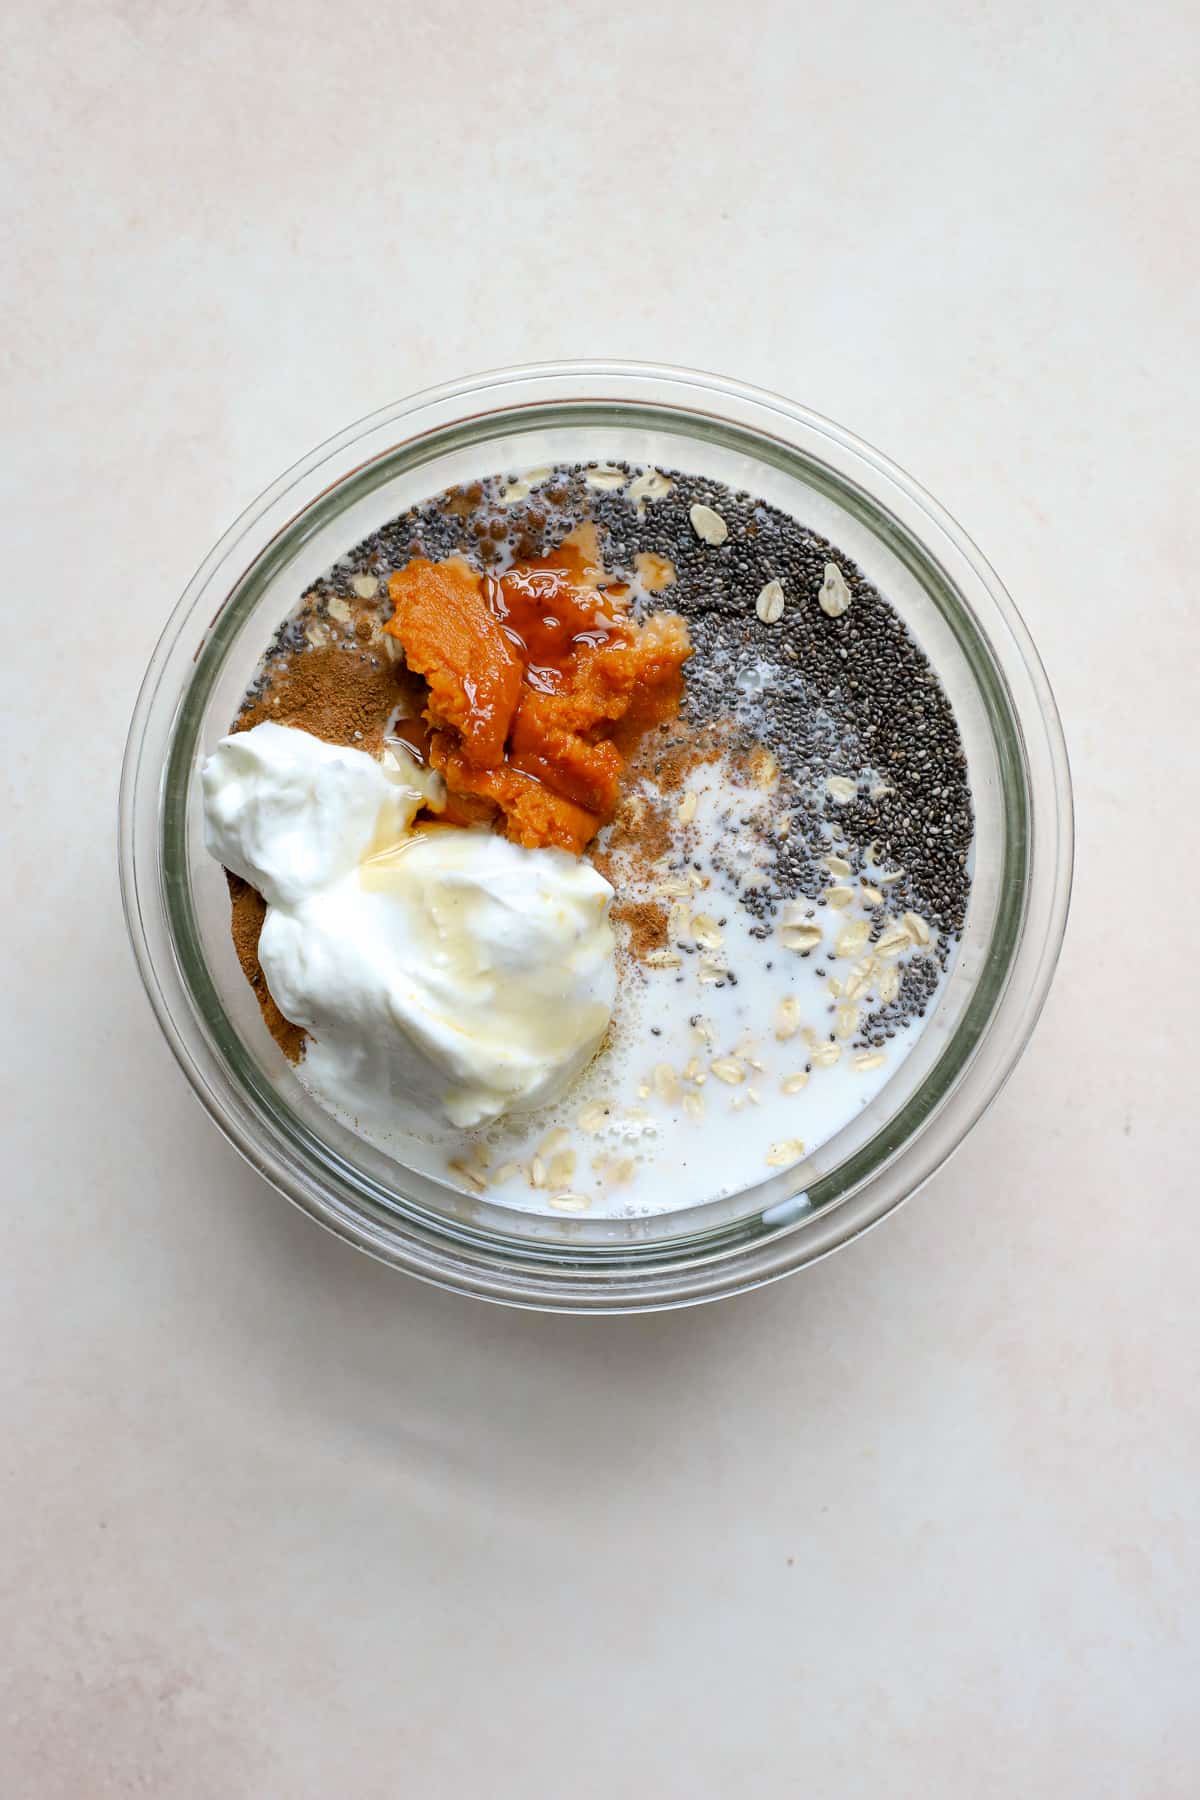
[2, 2, 1197, 1794]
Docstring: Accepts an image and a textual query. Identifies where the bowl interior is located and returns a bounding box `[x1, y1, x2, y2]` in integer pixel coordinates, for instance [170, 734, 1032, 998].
[160, 398, 1026, 1259]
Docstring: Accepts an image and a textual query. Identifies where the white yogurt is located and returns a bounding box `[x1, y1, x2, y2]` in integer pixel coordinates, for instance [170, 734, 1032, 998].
[203, 724, 617, 1131]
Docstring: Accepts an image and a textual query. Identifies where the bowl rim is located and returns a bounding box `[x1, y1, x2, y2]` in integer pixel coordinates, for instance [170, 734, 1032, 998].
[119, 359, 1074, 1311]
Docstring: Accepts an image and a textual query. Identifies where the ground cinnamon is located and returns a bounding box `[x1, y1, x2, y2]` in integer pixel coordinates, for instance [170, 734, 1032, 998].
[611, 896, 668, 962]
[591, 720, 729, 969]
[226, 873, 306, 1062]
[235, 641, 412, 754]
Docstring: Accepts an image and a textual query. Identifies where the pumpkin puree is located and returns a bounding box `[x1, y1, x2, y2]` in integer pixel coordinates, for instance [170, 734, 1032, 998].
[385, 538, 691, 853]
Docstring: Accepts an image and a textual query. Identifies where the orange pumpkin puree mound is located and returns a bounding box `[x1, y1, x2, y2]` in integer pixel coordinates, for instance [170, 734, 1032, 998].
[383, 556, 521, 769]
[385, 544, 691, 854]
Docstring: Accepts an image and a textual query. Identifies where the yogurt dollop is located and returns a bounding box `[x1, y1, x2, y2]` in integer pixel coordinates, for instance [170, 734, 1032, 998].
[202, 722, 616, 1129]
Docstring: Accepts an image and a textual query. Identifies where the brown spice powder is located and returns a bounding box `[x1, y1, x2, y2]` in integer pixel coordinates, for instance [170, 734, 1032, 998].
[235, 642, 411, 754]
[593, 719, 732, 970]
[227, 873, 306, 1062]
[611, 897, 667, 964]
[639, 717, 727, 797]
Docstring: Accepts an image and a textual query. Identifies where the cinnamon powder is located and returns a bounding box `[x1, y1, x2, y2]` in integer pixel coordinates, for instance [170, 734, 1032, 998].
[610, 896, 668, 962]
[226, 873, 306, 1062]
[235, 641, 412, 755]
[592, 720, 729, 970]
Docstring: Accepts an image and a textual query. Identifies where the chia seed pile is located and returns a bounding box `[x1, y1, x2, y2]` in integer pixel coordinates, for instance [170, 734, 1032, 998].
[247, 461, 973, 1058]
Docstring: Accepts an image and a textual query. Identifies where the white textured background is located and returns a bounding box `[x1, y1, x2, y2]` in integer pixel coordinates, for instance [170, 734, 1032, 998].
[2, 2, 1197, 1794]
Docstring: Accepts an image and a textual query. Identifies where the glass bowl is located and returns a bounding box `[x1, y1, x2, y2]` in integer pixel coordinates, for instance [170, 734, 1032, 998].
[119, 361, 1073, 1312]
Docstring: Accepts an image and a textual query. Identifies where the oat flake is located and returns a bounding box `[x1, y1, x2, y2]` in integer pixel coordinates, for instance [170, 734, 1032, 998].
[755, 580, 785, 624]
[689, 503, 729, 545]
[819, 561, 851, 618]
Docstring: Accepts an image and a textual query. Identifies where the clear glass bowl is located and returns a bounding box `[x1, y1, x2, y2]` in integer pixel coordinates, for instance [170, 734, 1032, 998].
[119, 362, 1073, 1312]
